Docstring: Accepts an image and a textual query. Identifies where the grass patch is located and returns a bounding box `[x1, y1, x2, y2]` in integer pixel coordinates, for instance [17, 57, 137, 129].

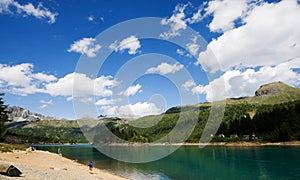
[0, 143, 27, 152]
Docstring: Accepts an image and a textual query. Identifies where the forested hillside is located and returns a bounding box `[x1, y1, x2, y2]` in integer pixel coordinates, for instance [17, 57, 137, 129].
[5, 82, 300, 144]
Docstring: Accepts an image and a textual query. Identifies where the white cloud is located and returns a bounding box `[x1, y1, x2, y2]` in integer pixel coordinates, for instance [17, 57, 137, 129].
[160, 3, 188, 39]
[204, 0, 251, 33]
[0, 63, 119, 100]
[100, 105, 118, 116]
[176, 49, 185, 56]
[0, 63, 56, 95]
[198, 0, 300, 72]
[192, 58, 300, 101]
[118, 102, 161, 118]
[68, 37, 101, 58]
[186, 8, 204, 24]
[119, 84, 142, 96]
[146, 62, 184, 75]
[39, 104, 47, 109]
[88, 15, 94, 21]
[39, 99, 53, 109]
[95, 98, 115, 106]
[45, 73, 118, 97]
[0, 0, 58, 24]
[160, 3, 205, 39]
[40, 99, 53, 105]
[186, 35, 199, 56]
[182, 80, 196, 91]
[109, 35, 141, 55]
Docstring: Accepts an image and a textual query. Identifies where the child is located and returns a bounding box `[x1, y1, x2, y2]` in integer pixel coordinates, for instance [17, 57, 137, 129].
[88, 161, 94, 173]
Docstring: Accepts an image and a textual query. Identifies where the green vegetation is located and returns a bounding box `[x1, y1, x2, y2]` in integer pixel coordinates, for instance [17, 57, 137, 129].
[5, 82, 300, 144]
[94, 82, 300, 144]
[0, 143, 27, 152]
[7, 120, 88, 144]
[0, 93, 9, 141]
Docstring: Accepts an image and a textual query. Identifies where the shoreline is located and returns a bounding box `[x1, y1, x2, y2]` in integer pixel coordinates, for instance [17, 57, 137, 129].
[91, 141, 300, 147]
[0, 150, 127, 180]
[28, 141, 300, 147]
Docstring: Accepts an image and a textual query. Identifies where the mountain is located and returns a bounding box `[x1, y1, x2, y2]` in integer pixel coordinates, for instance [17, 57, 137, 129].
[6, 106, 57, 122]
[5, 82, 300, 144]
[93, 82, 300, 144]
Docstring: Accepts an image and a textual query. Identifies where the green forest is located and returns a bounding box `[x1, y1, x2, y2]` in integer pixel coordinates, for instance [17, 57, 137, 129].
[2, 82, 300, 144]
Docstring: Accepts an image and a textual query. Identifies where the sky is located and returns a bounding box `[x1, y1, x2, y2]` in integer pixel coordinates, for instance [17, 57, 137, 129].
[0, 0, 299, 120]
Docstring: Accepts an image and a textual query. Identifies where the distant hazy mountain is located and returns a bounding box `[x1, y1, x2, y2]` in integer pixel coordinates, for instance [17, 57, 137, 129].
[6, 106, 57, 122]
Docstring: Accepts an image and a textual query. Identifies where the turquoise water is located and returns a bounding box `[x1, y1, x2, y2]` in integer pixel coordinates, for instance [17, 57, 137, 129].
[34, 144, 300, 180]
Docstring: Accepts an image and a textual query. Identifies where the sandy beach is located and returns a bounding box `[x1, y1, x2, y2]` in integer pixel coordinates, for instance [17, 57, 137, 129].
[0, 150, 127, 180]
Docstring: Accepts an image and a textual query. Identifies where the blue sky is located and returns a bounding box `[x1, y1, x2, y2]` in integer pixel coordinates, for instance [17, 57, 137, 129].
[0, 0, 299, 119]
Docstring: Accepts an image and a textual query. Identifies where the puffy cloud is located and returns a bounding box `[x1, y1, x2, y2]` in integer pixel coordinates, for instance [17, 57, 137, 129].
[198, 0, 300, 72]
[160, 3, 188, 39]
[100, 105, 118, 116]
[119, 84, 142, 96]
[98, 101, 161, 118]
[146, 62, 184, 75]
[95, 98, 116, 106]
[0, 62, 119, 98]
[186, 35, 199, 56]
[160, 3, 205, 39]
[45, 73, 118, 97]
[204, 0, 251, 33]
[0, 63, 56, 95]
[192, 58, 300, 101]
[109, 35, 141, 55]
[182, 80, 196, 91]
[118, 102, 161, 118]
[0, 0, 58, 24]
[68, 37, 101, 58]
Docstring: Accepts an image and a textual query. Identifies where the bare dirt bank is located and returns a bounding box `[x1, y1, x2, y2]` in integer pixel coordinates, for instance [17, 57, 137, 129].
[0, 150, 127, 180]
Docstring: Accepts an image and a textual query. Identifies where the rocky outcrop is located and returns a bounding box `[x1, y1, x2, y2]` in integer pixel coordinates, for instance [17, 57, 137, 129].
[6, 106, 56, 122]
[255, 88, 280, 96]
[0, 164, 22, 177]
[255, 81, 283, 96]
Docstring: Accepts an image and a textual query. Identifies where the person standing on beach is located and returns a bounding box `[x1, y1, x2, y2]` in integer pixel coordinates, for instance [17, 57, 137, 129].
[88, 161, 94, 173]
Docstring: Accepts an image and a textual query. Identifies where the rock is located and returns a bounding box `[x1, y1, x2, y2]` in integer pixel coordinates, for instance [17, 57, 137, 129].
[6, 106, 58, 122]
[6, 165, 22, 177]
[0, 164, 22, 177]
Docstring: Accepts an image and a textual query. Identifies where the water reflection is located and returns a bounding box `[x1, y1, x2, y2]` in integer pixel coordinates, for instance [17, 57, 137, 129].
[34, 145, 300, 180]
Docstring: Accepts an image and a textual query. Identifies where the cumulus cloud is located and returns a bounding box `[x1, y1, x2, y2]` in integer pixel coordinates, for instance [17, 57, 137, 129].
[68, 37, 101, 58]
[45, 73, 118, 97]
[119, 84, 142, 96]
[0, 63, 118, 99]
[146, 62, 184, 75]
[95, 98, 116, 106]
[0, 0, 58, 24]
[198, 0, 300, 72]
[160, 3, 205, 39]
[160, 3, 189, 39]
[186, 35, 200, 56]
[100, 105, 118, 116]
[204, 0, 252, 33]
[192, 58, 300, 101]
[0, 63, 56, 96]
[109, 35, 141, 55]
[118, 102, 161, 118]
[182, 80, 196, 91]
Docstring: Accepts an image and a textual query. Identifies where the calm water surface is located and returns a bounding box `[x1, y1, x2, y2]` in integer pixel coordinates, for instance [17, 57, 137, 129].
[33, 144, 300, 180]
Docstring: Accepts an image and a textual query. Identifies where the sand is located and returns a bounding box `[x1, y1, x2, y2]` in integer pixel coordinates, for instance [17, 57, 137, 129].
[0, 150, 128, 180]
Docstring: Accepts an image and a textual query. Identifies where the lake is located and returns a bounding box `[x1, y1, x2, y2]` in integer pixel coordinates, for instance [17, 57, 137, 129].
[33, 144, 300, 180]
